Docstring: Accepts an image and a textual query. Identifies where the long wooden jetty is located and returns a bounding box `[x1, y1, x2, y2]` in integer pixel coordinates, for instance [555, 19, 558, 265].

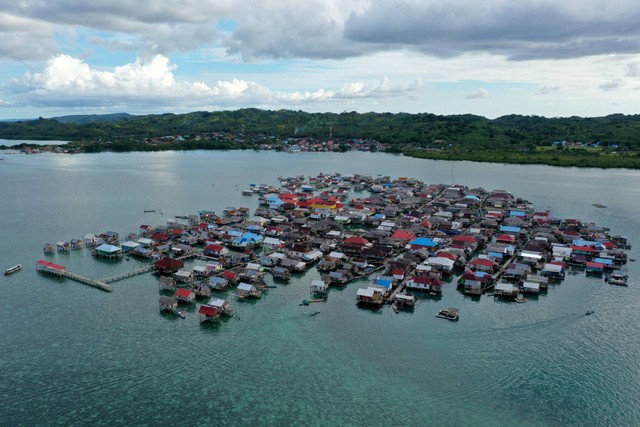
[36, 260, 112, 292]
[342, 265, 385, 286]
[100, 265, 155, 283]
[63, 270, 112, 292]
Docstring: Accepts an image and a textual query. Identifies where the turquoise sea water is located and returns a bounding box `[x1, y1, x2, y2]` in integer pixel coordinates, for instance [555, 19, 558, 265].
[1, 151, 639, 426]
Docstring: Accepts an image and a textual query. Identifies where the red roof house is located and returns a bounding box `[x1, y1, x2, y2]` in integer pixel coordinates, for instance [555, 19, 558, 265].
[495, 234, 516, 243]
[150, 232, 169, 242]
[469, 258, 496, 272]
[390, 230, 415, 241]
[154, 257, 184, 273]
[175, 288, 195, 303]
[344, 236, 369, 246]
[198, 305, 219, 322]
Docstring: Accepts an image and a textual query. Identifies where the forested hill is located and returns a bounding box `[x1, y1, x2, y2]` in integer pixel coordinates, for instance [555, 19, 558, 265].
[2, 109, 640, 150]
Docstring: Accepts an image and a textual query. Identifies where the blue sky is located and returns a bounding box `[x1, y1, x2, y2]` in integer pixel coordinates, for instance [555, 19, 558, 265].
[1, 0, 639, 119]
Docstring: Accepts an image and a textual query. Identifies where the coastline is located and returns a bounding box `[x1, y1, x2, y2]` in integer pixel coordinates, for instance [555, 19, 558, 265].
[5, 141, 640, 169]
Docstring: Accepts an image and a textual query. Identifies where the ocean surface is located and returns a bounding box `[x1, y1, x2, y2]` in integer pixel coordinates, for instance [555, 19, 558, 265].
[1, 151, 639, 426]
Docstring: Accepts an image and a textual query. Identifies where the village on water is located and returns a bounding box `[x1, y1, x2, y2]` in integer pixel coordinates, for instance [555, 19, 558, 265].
[31, 173, 631, 323]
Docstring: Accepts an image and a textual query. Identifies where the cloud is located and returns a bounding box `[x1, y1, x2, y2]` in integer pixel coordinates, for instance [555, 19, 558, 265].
[344, 0, 640, 60]
[626, 62, 640, 77]
[224, 0, 370, 60]
[538, 85, 560, 94]
[599, 80, 622, 91]
[5, 1, 640, 62]
[465, 88, 492, 99]
[333, 77, 424, 98]
[13, 0, 234, 29]
[11, 54, 422, 109]
[0, 13, 57, 60]
[8, 0, 234, 57]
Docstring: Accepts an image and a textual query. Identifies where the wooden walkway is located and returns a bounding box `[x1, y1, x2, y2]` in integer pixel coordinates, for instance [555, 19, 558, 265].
[57, 270, 112, 292]
[37, 260, 157, 292]
[101, 265, 155, 283]
[493, 254, 516, 281]
[386, 279, 408, 304]
[342, 265, 385, 285]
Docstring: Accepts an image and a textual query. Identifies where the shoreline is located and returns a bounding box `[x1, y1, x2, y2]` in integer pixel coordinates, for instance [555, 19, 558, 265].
[5, 142, 640, 169]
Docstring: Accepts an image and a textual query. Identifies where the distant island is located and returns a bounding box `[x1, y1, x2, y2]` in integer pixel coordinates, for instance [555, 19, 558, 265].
[2, 109, 640, 168]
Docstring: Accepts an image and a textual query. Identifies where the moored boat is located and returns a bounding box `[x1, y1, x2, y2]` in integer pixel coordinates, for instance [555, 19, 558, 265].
[4, 264, 22, 275]
[436, 307, 459, 321]
[394, 293, 415, 308]
[605, 270, 628, 286]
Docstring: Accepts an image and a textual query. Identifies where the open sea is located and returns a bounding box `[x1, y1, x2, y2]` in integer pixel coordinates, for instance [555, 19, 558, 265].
[1, 150, 639, 426]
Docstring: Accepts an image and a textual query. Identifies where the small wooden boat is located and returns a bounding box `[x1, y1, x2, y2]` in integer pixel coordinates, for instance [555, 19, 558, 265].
[144, 209, 156, 213]
[585, 309, 595, 316]
[4, 264, 22, 275]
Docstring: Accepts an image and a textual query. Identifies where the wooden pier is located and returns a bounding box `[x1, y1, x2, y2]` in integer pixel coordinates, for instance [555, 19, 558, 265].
[100, 265, 155, 283]
[342, 265, 385, 285]
[36, 261, 113, 292]
[493, 254, 517, 281]
[62, 270, 112, 292]
[386, 279, 408, 304]
[36, 259, 140, 292]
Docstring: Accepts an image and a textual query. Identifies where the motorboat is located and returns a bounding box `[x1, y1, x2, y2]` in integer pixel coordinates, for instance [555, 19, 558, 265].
[605, 270, 628, 286]
[4, 264, 22, 275]
[436, 307, 459, 321]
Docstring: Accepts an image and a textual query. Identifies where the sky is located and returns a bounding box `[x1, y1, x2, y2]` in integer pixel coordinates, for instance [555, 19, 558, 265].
[1, 0, 640, 119]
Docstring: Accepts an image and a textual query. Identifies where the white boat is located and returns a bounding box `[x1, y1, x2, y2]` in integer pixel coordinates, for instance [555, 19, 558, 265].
[4, 264, 21, 275]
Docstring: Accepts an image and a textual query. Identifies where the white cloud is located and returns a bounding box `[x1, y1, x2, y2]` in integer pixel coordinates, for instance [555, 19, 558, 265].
[465, 88, 492, 99]
[538, 85, 560, 94]
[626, 62, 640, 77]
[13, 54, 423, 109]
[0, 13, 56, 60]
[24, 55, 177, 94]
[599, 80, 622, 91]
